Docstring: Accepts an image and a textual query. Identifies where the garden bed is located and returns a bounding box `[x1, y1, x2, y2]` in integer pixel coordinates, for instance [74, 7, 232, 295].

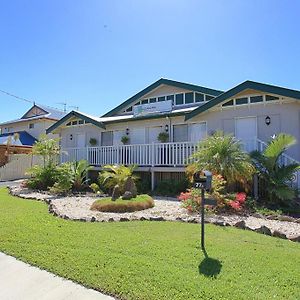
[9, 184, 300, 242]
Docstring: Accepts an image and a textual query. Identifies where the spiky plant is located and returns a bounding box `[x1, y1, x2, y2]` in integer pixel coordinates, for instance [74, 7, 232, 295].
[250, 133, 299, 205]
[190, 131, 254, 185]
[99, 164, 138, 193]
[71, 160, 94, 191]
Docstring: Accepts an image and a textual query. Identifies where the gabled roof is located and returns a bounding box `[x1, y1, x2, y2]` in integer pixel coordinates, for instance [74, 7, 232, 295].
[0, 104, 66, 126]
[46, 110, 105, 134]
[102, 78, 223, 117]
[185, 80, 300, 121]
[0, 131, 37, 146]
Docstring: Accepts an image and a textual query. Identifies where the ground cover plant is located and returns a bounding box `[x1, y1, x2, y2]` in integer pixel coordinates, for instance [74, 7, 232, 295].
[0, 188, 299, 299]
[91, 194, 154, 212]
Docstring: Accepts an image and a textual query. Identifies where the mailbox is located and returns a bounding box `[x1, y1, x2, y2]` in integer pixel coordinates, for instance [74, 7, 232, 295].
[193, 170, 212, 191]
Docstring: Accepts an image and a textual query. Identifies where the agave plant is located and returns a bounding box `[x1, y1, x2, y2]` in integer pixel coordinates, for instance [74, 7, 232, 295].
[71, 160, 94, 191]
[250, 134, 300, 205]
[99, 164, 138, 193]
[190, 131, 254, 185]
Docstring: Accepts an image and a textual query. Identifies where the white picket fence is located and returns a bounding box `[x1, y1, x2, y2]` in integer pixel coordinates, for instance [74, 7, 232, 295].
[0, 154, 43, 182]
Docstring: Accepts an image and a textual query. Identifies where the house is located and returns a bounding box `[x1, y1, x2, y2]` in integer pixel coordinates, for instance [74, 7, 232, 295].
[46, 78, 300, 190]
[0, 104, 66, 146]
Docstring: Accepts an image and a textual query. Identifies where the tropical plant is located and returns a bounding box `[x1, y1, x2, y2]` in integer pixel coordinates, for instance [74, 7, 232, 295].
[70, 160, 94, 191]
[190, 131, 254, 185]
[32, 134, 60, 167]
[50, 163, 73, 194]
[121, 135, 130, 145]
[99, 164, 138, 194]
[157, 132, 169, 143]
[89, 138, 98, 146]
[90, 183, 101, 194]
[250, 133, 300, 206]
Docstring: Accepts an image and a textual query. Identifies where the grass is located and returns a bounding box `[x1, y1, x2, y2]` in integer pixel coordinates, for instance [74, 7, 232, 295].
[0, 187, 299, 299]
[91, 194, 154, 212]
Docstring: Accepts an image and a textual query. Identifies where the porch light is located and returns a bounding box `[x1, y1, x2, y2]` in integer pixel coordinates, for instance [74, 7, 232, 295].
[165, 125, 169, 133]
[126, 128, 130, 135]
[70, 134, 73, 141]
[265, 116, 271, 126]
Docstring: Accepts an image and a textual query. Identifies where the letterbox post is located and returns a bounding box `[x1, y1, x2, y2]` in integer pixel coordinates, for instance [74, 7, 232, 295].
[201, 186, 205, 250]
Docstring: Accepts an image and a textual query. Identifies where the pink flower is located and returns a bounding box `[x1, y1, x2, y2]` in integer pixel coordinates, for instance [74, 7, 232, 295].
[236, 192, 246, 203]
[229, 200, 241, 210]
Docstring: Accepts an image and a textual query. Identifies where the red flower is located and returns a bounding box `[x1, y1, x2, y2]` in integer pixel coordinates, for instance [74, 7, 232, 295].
[229, 200, 241, 210]
[236, 192, 246, 203]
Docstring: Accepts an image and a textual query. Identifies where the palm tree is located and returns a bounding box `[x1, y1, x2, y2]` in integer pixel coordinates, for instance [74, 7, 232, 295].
[250, 134, 299, 206]
[99, 164, 138, 193]
[71, 160, 94, 191]
[190, 131, 254, 185]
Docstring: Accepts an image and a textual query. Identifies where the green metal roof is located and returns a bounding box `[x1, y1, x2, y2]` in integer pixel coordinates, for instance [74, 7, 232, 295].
[46, 111, 105, 134]
[102, 78, 223, 117]
[185, 80, 300, 121]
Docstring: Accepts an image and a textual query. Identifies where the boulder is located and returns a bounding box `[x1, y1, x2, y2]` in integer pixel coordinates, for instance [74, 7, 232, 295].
[255, 226, 272, 236]
[273, 230, 287, 239]
[124, 177, 137, 198]
[122, 191, 133, 200]
[111, 185, 121, 201]
[234, 220, 246, 229]
[289, 235, 300, 242]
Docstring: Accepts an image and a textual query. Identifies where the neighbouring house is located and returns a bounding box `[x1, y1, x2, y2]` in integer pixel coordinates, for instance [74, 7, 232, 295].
[0, 104, 65, 167]
[46, 78, 300, 190]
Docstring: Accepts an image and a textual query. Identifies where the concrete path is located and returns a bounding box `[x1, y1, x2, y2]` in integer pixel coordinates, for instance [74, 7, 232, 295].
[0, 252, 114, 300]
[0, 179, 23, 187]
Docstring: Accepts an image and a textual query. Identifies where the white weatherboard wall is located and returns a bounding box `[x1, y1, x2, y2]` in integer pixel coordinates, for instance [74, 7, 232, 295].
[0, 154, 43, 181]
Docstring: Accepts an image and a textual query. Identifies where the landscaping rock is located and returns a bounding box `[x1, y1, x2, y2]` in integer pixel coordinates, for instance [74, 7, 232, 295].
[273, 230, 287, 239]
[108, 218, 115, 222]
[150, 216, 165, 221]
[120, 217, 130, 222]
[91, 216, 96, 222]
[111, 185, 121, 201]
[122, 191, 133, 200]
[139, 216, 148, 221]
[213, 221, 226, 227]
[277, 215, 295, 222]
[255, 226, 272, 236]
[234, 220, 246, 229]
[124, 177, 137, 198]
[289, 235, 300, 242]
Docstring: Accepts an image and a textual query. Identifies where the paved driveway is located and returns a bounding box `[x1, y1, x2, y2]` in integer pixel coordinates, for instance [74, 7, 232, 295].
[0, 252, 114, 300]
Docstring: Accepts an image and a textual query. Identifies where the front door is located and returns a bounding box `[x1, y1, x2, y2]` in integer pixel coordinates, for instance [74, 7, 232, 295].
[235, 117, 257, 152]
[76, 133, 85, 148]
[76, 133, 86, 161]
[148, 126, 163, 143]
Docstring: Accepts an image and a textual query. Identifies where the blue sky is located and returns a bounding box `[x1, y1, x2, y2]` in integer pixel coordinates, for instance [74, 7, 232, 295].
[0, 0, 300, 121]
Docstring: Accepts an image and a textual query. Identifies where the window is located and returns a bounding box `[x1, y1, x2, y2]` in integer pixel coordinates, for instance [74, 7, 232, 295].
[189, 123, 207, 142]
[126, 106, 133, 112]
[205, 95, 214, 101]
[195, 93, 204, 102]
[250, 96, 263, 103]
[141, 99, 148, 104]
[29, 123, 34, 129]
[66, 122, 71, 126]
[175, 93, 184, 105]
[134, 101, 141, 106]
[266, 95, 279, 101]
[173, 124, 188, 142]
[166, 95, 174, 102]
[222, 100, 234, 107]
[101, 131, 113, 146]
[235, 97, 248, 105]
[185, 92, 194, 104]
[158, 96, 165, 102]
[71, 120, 78, 126]
[78, 120, 84, 125]
[149, 98, 156, 103]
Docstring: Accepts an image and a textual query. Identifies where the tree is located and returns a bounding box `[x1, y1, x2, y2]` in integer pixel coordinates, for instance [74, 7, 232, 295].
[250, 133, 299, 206]
[190, 131, 254, 185]
[32, 134, 60, 167]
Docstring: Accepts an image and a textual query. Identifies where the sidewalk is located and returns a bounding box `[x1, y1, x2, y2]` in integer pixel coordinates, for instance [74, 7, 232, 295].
[0, 252, 114, 300]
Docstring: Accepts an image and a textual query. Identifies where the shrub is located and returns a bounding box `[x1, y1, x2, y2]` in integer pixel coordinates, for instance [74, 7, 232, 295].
[71, 160, 93, 191]
[99, 165, 138, 194]
[121, 136, 130, 145]
[157, 132, 169, 143]
[154, 178, 190, 196]
[49, 163, 73, 195]
[91, 194, 154, 213]
[26, 164, 59, 190]
[89, 138, 98, 146]
[136, 176, 151, 194]
[178, 189, 201, 213]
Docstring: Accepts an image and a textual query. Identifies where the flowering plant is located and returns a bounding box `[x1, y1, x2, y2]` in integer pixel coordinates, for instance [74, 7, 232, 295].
[178, 188, 201, 213]
[228, 192, 247, 211]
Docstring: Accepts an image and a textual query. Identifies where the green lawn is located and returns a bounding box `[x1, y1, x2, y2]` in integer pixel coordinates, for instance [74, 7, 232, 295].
[0, 188, 299, 300]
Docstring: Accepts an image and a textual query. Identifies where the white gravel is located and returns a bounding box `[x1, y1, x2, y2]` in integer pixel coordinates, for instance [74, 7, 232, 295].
[9, 186, 300, 240]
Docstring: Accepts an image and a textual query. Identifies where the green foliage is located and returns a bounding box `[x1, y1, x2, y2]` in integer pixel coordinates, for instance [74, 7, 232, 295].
[32, 134, 60, 167]
[49, 163, 73, 195]
[136, 176, 151, 194]
[121, 135, 130, 145]
[157, 132, 169, 143]
[0, 187, 299, 300]
[91, 194, 154, 212]
[90, 183, 101, 194]
[250, 134, 300, 206]
[99, 164, 138, 194]
[191, 131, 254, 185]
[71, 160, 93, 191]
[89, 138, 98, 146]
[154, 178, 190, 196]
[26, 164, 59, 190]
